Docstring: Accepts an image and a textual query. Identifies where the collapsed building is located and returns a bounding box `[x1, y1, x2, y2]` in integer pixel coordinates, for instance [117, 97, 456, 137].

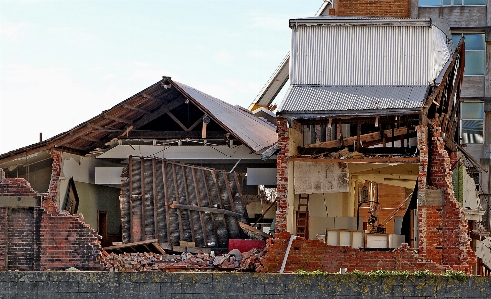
[0, 79, 277, 270]
[260, 17, 484, 274]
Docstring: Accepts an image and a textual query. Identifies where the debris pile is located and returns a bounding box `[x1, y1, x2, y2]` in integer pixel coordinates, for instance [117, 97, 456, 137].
[101, 248, 265, 272]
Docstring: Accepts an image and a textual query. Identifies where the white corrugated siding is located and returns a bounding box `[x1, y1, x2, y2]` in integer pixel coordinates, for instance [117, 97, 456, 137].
[290, 24, 450, 85]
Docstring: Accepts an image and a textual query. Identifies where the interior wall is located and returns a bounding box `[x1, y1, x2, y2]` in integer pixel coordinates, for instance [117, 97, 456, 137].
[74, 181, 121, 235]
[246, 201, 276, 220]
[3, 159, 52, 193]
[308, 192, 351, 239]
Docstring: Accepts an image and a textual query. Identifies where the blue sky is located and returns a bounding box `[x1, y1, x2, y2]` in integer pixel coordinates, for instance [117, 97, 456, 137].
[0, 0, 324, 153]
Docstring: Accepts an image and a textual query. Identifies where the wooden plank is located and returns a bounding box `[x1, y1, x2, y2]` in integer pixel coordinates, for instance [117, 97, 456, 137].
[152, 242, 167, 255]
[202, 169, 219, 243]
[291, 157, 420, 163]
[181, 164, 197, 243]
[162, 161, 172, 244]
[356, 121, 361, 152]
[104, 239, 160, 251]
[129, 156, 133, 242]
[222, 171, 237, 213]
[104, 113, 133, 124]
[239, 222, 271, 239]
[152, 158, 158, 241]
[133, 95, 184, 129]
[141, 158, 146, 240]
[122, 104, 150, 114]
[125, 130, 226, 139]
[187, 116, 204, 131]
[171, 246, 211, 254]
[169, 201, 242, 218]
[252, 201, 277, 227]
[305, 127, 408, 149]
[192, 167, 208, 246]
[171, 163, 185, 242]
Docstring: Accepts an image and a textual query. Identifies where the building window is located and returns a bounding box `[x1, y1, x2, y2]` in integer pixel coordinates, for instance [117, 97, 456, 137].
[452, 34, 485, 76]
[461, 102, 484, 144]
[420, 0, 486, 6]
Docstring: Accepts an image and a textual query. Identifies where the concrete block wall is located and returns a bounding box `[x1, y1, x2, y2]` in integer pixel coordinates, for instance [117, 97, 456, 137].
[0, 161, 102, 271]
[0, 271, 490, 299]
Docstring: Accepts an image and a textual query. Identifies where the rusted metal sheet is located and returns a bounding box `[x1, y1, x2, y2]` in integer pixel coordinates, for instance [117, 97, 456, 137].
[278, 85, 429, 114]
[289, 18, 451, 86]
[120, 157, 248, 250]
[176, 82, 277, 153]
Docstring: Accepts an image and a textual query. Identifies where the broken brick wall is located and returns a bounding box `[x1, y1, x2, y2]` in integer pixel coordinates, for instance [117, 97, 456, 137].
[417, 124, 476, 272]
[0, 154, 102, 271]
[260, 232, 448, 273]
[275, 117, 289, 233]
[334, 0, 411, 18]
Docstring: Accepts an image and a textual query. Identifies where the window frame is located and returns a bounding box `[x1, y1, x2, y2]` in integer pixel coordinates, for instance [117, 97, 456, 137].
[452, 33, 485, 76]
[419, 0, 487, 6]
[460, 101, 484, 144]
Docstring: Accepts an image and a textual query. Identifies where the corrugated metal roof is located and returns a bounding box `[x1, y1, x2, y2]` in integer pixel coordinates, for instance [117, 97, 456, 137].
[289, 18, 452, 86]
[277, 85, 429, 114]
[174, 82, 277, 153]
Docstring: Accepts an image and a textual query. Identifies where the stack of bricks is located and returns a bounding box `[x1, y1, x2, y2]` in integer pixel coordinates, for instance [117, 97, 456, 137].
[333, 0, 411, 18]
[260, 232, 448, 273]
[0, 157, 102, 271]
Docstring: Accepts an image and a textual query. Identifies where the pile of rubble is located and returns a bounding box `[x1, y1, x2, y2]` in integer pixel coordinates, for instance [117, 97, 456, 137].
[101, 248, 265, 272]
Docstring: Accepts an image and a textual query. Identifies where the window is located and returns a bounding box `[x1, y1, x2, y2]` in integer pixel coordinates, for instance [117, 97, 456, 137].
[420, 0, 486, 6]
[461, 102, 484, 144]
[452, 34, 485, 75]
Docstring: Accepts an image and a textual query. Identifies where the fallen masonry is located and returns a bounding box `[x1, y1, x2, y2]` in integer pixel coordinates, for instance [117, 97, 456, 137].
[101, 248, 265, 272]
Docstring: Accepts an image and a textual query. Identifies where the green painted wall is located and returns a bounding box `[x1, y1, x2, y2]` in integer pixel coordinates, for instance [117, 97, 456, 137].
[74, 181, 121, 234]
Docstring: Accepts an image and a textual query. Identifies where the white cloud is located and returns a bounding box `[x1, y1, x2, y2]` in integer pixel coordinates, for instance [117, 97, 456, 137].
[0, 21, 32, 41]
[0, 64, 130, 153]
[46, 27, 95, 46]
[102, 74, 116, 80]
[132, 61, 152, 67]
[129, 69, 166, 82]
[213, 50, 234, 64]
[248, 12, 290, 31]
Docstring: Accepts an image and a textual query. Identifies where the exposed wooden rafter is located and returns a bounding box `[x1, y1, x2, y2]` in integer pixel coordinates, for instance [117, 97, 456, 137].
[104, 114, 133, 124]
[305, 127, 409, 149]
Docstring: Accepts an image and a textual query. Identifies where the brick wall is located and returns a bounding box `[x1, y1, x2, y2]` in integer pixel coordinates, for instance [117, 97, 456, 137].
[0, 160, 102, 271]
[260, 231, 448, 273]
[334, 0, 411, 18]
[416, 124, 476, 273]
[275, 117, 289, 233]
[426, 125, 475, 271]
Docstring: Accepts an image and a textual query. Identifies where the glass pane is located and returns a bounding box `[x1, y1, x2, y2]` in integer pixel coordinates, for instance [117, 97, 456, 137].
[461, 120, 483, 144]
[453, 0, 463, 5]
[464, 51, 485, 75]
[442, 0, 452, 4]
[420, 0, 441, 6]
[461, 102, 484, 119]
[464, 0, 486, 4]
[464, 34, 485, 50]
[452, 35, 464, 49]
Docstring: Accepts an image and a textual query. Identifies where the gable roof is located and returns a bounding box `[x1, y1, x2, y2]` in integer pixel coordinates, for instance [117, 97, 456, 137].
[0, 78, 276, 163]
[174, 82, 277, 153]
